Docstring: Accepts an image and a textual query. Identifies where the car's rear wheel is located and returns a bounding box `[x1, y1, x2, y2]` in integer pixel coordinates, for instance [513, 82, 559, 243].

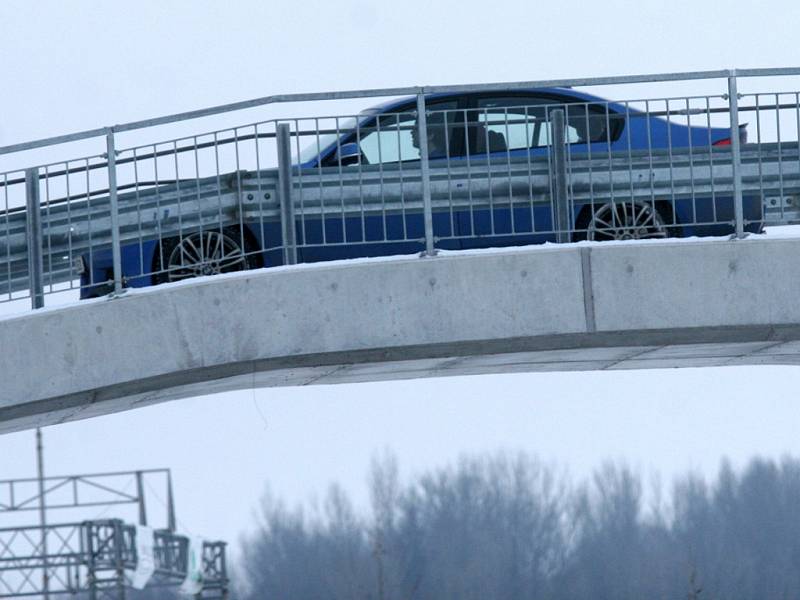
[152, 227, 258, 284]
[582, 200, 669, 241]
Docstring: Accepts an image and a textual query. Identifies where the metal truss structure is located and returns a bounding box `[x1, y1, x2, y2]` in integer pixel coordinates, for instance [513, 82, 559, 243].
[0, 468, 229, 600]
[0, 519, 228, 599]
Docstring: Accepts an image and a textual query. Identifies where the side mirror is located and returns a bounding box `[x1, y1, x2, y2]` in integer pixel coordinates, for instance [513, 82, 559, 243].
[334, 143, 362, 166]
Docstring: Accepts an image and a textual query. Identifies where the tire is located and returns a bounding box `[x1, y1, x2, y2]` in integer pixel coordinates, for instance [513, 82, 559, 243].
[152, 226, 260, 285]
[573, 199, 671, 242]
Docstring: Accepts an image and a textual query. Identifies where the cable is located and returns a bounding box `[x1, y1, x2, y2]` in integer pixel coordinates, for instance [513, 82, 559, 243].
[144, 479, 194, 536]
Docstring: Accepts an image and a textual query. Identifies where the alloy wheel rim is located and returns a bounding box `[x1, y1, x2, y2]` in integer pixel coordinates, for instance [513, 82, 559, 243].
[166, 231, 246, 282]
[586, 201, 668, 241]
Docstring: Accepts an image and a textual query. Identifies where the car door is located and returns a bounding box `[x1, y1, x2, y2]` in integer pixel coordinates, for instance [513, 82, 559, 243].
[457, 93, 622, 247]
[307, 97, 468, 258]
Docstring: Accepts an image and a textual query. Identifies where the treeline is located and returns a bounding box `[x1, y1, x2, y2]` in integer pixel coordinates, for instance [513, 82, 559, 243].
[237, 453, 800, 600]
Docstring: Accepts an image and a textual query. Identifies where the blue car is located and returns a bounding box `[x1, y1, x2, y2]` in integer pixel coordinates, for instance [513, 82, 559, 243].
[80, 87, 761, 298]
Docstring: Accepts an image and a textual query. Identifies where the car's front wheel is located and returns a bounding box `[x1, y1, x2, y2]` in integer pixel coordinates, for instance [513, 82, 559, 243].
[152, 227, 258, 284]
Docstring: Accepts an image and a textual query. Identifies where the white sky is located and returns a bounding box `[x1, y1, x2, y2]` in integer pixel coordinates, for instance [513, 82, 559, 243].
[2, 0, 800, 562]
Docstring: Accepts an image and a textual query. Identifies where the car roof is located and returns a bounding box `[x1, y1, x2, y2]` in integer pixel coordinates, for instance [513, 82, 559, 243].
[359, 87, 617, 115]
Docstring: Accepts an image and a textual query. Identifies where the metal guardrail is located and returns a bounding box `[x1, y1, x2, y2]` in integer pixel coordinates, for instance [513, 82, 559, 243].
[2, 68, 800, 308]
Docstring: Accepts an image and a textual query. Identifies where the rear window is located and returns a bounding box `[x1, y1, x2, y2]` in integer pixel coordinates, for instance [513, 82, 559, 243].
[473, 96, 624, 150]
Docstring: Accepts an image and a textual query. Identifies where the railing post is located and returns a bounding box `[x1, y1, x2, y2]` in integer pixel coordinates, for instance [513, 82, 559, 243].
[24, 168, 44, 309]
[276, 123, 297, 265]
[105, 130, 124, 294]
[416, 93, 436, 256]
[550, 109, 571, 243]
[727, 72, 745, 238]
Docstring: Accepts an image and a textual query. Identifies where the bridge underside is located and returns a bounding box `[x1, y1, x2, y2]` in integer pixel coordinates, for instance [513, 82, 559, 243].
[2, 236, 800, 434]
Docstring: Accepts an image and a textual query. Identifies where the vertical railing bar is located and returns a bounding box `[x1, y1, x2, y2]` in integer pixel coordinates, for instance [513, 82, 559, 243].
[565, 103, 576, 235]
[4, 173, 10, 301]
[172, 140, 184, 270]
[153, 144, 164, 279]
[376, 114, 387, 243]
[43, 165, 53, 292]
[212, 132, 224, 244]
[524, 105, 535, 233]
[644, 100, 656, 222]
[464, 109, 475, 238]
[85, 158, 94, 286]
[551, 109, 569, 243]
[25, 168, 44, 308]
[396, 113, 408, 241]
[624, 102, 636, 230]
[443, 109, 455, 239]
[234, 127, 246, 259]
[544, 106, 556, 234]
[293, 120, 306, 249]
[706, 97, 718, 225]
[133, 147, 145, 282]
[276, 123, 297, 265]
[504, 107, 515, 233]
[685, 97, 697, 226]
[192, 136, 203, 273]
[254, 123, 268, 250]
[355, 119, 366, 245]
[728, 74, 745, 238]
[483, 108, 495, 236]
[64, 163, 74, 291]
[335, 117, 346, 243]
[604, 102, 615, 228]
[665, 100, 677, 229]
[416, 94, 436, 255]
[584, 103, 595, 238]
[755, 94, 764, 205]
[313, 118, 325, 246]
[775, 93, 785, 204]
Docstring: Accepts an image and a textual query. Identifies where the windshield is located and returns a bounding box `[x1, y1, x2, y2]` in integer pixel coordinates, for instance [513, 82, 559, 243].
[297, 117, 359, 164]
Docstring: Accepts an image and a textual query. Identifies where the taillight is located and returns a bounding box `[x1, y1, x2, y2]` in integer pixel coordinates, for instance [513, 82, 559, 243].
[713, 124, 748, 146]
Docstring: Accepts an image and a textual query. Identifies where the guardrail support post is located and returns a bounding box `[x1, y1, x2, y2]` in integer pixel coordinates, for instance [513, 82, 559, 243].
[550, 109, 571, 243]
[105, 131, 124, 294]
[25, 168, 45, 309]
[416, 93, 436, 256]
[727, 73, 745, 238]
[277, 123, 298, 265]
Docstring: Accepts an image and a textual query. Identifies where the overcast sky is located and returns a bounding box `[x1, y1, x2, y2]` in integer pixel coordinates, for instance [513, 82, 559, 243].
[2, 0, 800, 563]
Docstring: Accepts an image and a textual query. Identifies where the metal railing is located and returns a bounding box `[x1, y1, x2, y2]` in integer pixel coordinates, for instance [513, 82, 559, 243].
[2, 67, 800, 310]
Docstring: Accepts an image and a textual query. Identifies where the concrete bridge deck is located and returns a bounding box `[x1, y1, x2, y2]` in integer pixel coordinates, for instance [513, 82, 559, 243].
[2, 235, 799, 433]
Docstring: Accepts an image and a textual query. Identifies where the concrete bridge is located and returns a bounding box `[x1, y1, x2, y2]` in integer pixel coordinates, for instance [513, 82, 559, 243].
[1, 235, 799, 433]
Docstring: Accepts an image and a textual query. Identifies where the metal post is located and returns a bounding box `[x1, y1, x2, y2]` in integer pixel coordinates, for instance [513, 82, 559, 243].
[276, 123, 298, 265]
[113, 521, 126, 600]
[36, 428, 50, 600]
[550, 109, 571, 243]
[728, 73, 745, 238]
[105, 130, 124, 294]
[135, 471, 147, 526]
[25, 168, 44, 309]
[416, 93, 436, 256]
[85, 524, 98, 600]
[167, 471, 176, 532]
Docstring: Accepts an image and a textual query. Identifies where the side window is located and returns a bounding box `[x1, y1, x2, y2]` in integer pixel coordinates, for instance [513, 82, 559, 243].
[472, 96, 622, 152]
[473, 97, 545, 152]
[357, 100, 459, 164]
